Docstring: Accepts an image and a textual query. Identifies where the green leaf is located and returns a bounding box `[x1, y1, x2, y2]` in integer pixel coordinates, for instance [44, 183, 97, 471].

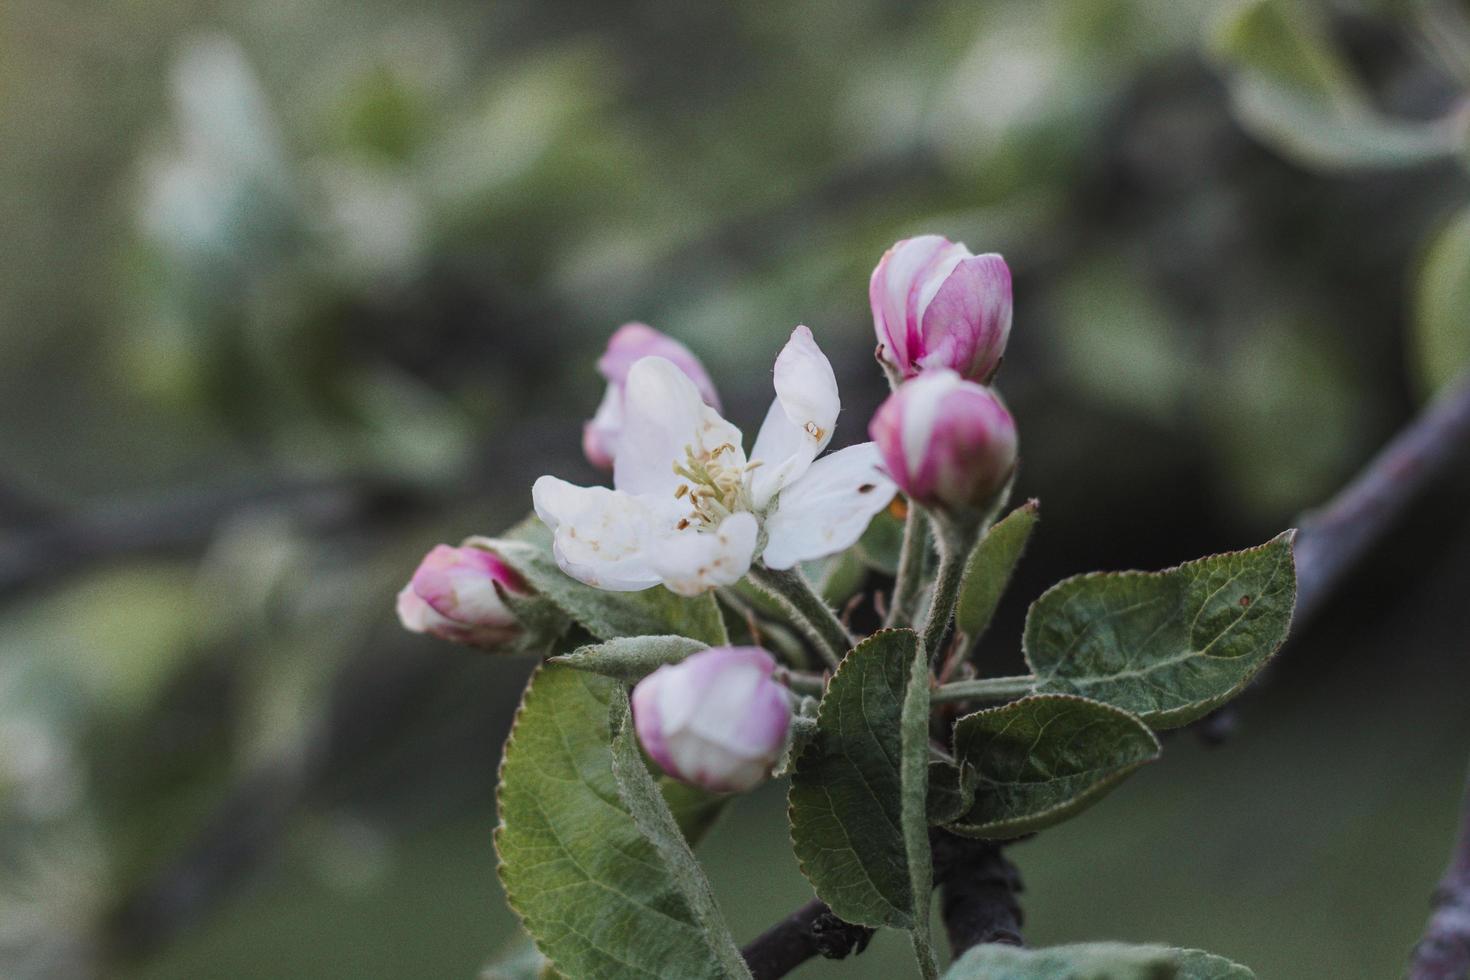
[789, 629, 932, 931]
[608, 691, 752, 980]
[468, 529, 728, 646]
[1175, 949, 1257, 979]
[947, 694, 1160, 839]
[927, 761, 978, 825]
[1210, 0, 1458, 172]
[549, 635, 708, 681]
[1026, 532, 1296, 729]
[495, 665, 735, 979]
[943, 943, 1257, 979]
[944, 942, 1175, 979]
[855, 505, 905, 576]
[955, 500, 1039, 640]
[1413, 206, 1470, 395]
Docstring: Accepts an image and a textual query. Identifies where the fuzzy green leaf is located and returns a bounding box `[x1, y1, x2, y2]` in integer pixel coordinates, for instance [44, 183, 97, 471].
[944, 942, 1174, 979]
[948, 694, 1160, 839]
[1026, 532, 1295, 728]
[927, 761, 978, 825]
[1413, 206, 1470, 395]
[495, 665, 734, 979]
[549, 635, 708, 682]
[1174, 950, 1257, 979]
[944, 942, 1255, 979]
[468, 525, 728, 646]
[608, 691, 752, 979]
[789, 629, 932, 931]
[956, 500, 1039, 640]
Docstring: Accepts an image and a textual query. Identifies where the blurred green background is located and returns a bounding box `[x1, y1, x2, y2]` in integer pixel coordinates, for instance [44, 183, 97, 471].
[5, 0, 1470, 976]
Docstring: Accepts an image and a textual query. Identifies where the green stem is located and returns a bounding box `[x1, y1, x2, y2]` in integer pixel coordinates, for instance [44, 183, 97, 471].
[746, 564, 852, 668]
[930, 675, 1036, 705]
[920, 517, 970, 664]
[885, 504, 930, 629]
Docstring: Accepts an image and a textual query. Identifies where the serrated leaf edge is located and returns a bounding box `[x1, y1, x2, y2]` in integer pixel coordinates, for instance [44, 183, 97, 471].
[1021, 530, 1297, 728]
[786, 627, 923, 930]
[946, 692, 1162, 840]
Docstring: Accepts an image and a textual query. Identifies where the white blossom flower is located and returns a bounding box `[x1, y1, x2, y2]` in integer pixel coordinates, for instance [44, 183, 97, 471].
[533, 326, 897, 596]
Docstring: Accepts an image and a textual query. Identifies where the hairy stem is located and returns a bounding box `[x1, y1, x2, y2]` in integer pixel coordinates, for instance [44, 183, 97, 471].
[886, 504, 930, 629]
[931, 675, 1037, 705]
[922, 517, 972, 664]
[746, 564, 853, 668]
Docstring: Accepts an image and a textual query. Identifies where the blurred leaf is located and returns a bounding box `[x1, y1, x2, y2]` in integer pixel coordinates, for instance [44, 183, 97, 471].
[549, 635, 708, 682]
[789, 630, 931, 931]
[479, 935, 555, 979]
[947, 694, 1160, 839]
[855, 505, 906, 576]
[806, 549, 868, 606]
[469, 525, 728, 646]
[1413, 205, 1470, 394]
[495, 666, 732, 979]
[608, 691, 752, 979]
[1027, 533, 1296, 728]
[944, 942, 1256, 979]
[956, 500, 1039, 640]
[1211, 0, 1459, 172]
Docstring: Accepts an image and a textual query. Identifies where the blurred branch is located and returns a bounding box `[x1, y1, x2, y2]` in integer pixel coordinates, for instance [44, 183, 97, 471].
[1410, 757, 1470, 980]
[1292, 371, 1470, 625]
[0, 475, 426, 602]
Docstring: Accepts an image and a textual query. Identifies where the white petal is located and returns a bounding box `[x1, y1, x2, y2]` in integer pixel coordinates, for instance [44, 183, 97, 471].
[532, 476, 663, 591]
[760, 443, 897, 570]
[614, 357, 745, 499]
[748, 326, 840, 508]
[649, 512, 758, 597]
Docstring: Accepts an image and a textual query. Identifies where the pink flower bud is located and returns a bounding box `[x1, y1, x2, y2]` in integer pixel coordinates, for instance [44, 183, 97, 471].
[582, 323, 721, 470]
[868, 371, 1018, 512]
[631, 646, 792, 793]
[870, 236, 1012, 383]
[396, 544, 528, 648]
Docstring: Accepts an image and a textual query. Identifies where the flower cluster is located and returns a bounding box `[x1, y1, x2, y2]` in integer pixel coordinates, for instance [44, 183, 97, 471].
[398, 234, 1017, 792]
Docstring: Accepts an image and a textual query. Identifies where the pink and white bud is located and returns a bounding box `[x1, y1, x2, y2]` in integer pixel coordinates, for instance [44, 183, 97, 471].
[869, 370, 1018, 513]
[631, 646, 791, 794]
[870, 236, 1012, 383]
[582, 323, 721, 469]
[396, 544, 528, 648]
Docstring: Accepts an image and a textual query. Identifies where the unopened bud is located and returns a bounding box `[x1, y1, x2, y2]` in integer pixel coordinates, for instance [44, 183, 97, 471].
[870, 236, 1011, 383]
[869, 371, 1017, 513]
[583, 323, 721, 469]
[396, 544, 528, 648]
[631, 646, 792, 793]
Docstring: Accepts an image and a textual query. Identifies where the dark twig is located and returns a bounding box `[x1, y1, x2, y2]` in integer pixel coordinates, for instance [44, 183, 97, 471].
[742, 899, 874, 980]
[932, 831, 1024, 958]
[1409, 759, 1470, 980]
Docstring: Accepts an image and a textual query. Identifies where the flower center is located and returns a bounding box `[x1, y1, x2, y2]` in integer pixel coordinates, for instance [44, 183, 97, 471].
[672, 443, 758, 530]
